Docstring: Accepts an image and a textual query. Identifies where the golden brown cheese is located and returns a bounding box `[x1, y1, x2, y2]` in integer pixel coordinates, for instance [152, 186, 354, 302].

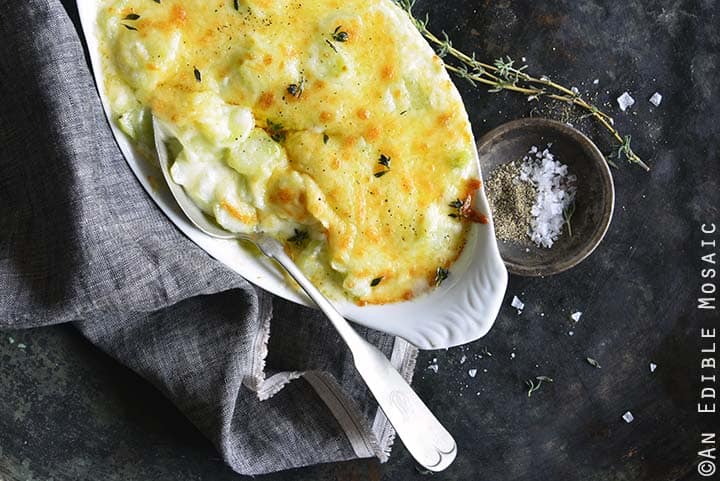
[97, 0, 482, 304]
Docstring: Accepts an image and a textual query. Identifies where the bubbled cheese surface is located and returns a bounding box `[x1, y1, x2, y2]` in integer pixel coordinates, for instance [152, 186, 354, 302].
[97, 0, 481, 304]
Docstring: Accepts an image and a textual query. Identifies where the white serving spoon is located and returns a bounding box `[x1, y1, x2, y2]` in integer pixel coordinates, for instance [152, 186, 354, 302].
[152, 116, 457, 472]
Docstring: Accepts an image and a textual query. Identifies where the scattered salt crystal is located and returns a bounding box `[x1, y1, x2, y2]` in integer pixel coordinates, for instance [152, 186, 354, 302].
[650, 363, 657, 373]
[459, 355, 467, 365]
[511, 296, 525, 311]
[571, 86, 579, 95]
[540, 313, 545, 317]
[617, 91, 635, 112]
[483, 368, 488, 373]
[568, 331, 575, 336]
[427, 364, 438, 373]
[622, 411, 634, 423]
[571, 312, 583, 322]
[17, 343, 27, 349]
[510, 353, 516, 359]
[649, 92, 663, 107]
[468, 369, 477, 378]
[518, 145, 577, 248]
[592, 78, 600, 85]
[521, 56, 527, 62]
[7, 337, 14, 344]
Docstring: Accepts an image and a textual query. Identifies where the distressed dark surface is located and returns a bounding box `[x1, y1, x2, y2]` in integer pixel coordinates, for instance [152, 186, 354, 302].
[1, 1, 718, 480]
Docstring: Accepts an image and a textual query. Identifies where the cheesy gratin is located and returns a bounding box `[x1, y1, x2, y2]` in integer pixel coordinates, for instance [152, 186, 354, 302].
[97, 0, 486, 304]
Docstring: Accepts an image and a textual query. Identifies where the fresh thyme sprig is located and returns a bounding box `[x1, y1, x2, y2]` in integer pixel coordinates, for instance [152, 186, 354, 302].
[563, 200, 576, 237]
[395, 0, 649, 171]
[525, 375, 554, 397]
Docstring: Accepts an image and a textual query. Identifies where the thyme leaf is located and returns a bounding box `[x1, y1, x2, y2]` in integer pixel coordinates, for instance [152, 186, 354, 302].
[371, 277, 383, 287]
[448, 198, 464, 218]
[287, 229, 309, 246]
[332, 26, 349, 42]
[434, 267, 449, 287]
[193, 67, 202, 82]
[325, 39, 338, 53]
[123, 13, 140, 20]
[122, 24, 138, 31]
[374, 154, 391, 177]
[266, 119, 286, 142]
[586, 357, 602, 369]
[287, 77, 305, 98]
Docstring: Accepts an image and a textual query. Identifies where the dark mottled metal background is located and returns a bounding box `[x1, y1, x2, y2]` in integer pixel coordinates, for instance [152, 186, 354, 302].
[2, 1, 718, 480]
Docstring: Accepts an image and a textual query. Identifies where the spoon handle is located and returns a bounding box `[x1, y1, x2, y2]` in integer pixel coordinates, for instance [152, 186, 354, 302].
[254, 235, 457, 472]
[153, 115, 455, 470]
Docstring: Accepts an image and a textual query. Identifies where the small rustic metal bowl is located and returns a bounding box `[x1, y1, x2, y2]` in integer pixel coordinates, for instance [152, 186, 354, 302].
[477, 118, 615, 277]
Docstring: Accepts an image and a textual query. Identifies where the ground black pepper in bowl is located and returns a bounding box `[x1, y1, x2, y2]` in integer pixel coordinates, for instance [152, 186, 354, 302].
[485, 161, 534, 243]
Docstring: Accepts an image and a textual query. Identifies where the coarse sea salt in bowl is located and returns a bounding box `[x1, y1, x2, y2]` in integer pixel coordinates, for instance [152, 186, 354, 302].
[477, 118, 615, 277]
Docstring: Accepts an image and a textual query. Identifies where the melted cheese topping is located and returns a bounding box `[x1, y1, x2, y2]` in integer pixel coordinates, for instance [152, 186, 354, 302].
[97, 0, 481, 304]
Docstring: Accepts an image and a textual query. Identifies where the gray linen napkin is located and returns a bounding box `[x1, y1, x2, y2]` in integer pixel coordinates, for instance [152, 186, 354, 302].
[0, 0, 418, 475]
